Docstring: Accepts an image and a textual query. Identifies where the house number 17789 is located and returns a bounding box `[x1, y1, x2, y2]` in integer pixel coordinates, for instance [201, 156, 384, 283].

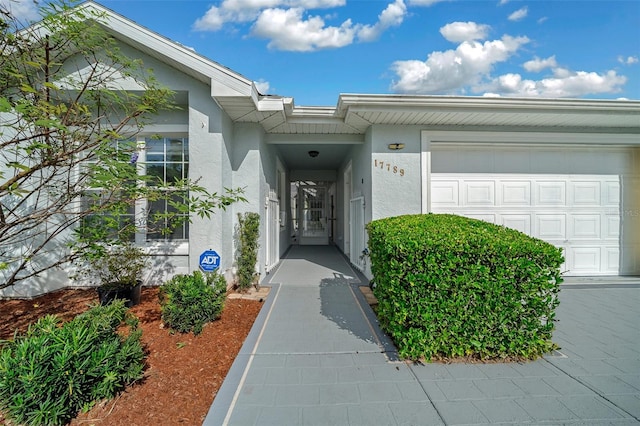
[374, 159, 405, 176]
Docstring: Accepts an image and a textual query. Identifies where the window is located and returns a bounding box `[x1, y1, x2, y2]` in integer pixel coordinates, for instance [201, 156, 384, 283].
[80, 136, 190, 243]
[144, 137, 190, 241]
[79, 139, 137, 242]
[80, 189, 136, 242]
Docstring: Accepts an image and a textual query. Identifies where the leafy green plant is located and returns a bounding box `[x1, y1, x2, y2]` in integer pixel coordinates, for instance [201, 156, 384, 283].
[236, 212, 261, 291]
[366, 214, 564, 361]
[75, 241, 148, 289]
[0, 300, 144, 425]
[159, 270, 226, 334]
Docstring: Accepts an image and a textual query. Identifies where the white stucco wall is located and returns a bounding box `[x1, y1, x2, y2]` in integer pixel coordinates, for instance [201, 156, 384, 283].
[370, 125, 422, 221]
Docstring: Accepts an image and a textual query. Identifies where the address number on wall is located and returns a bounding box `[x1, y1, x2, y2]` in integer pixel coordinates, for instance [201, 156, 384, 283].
[374, 159, 405, 177]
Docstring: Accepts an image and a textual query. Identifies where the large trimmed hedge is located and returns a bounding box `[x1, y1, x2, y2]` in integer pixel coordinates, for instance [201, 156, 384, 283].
[366, 214, 563, 361]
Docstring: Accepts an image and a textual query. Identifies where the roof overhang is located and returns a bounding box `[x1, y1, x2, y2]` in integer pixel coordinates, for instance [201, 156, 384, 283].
[336, 95, 640, 135]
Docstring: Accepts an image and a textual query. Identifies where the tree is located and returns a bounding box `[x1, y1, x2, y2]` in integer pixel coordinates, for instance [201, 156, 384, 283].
[0, 1, 244, 290]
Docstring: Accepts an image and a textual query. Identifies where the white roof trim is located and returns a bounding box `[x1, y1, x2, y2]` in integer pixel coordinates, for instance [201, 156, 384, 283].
[79, 2, 257, 100]
[337, 94, 640, 115]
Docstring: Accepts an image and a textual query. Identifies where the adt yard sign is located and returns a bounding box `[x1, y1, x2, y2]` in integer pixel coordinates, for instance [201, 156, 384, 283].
[199, 250, 220, 272]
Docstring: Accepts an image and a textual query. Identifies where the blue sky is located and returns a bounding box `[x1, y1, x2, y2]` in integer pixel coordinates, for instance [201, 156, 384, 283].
[4, 0, 639, 106]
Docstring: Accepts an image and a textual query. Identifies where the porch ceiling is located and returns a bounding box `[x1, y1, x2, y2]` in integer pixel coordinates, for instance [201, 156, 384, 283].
[274, 143, 354, 170]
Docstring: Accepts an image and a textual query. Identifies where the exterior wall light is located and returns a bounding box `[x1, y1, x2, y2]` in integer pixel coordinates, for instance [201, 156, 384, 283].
[308, 150, 319, 158]
[388, 143, 405, 150]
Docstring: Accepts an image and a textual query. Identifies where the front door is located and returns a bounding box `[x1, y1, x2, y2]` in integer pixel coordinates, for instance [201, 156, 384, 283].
[299, 183, 328, 245]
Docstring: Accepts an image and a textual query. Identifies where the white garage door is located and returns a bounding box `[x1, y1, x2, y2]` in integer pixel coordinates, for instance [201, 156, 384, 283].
[431, 174, 620, 275]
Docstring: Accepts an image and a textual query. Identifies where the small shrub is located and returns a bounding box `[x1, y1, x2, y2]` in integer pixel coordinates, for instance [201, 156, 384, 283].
[367, 214, 564, 361]
[74, 241, 148, 288]
[236, 212, 260, 291]
[0, 300, 144, 426]
[159, 270, 226, 334]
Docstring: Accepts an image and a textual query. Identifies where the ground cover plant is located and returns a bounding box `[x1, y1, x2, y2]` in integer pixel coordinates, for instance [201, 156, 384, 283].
[367, 213, 564, 361]
[0, 300, 144, 425]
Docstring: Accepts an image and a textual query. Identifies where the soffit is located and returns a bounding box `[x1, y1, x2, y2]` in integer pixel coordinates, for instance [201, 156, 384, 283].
[235, 94, 640, 136]
[336, 95, 640, 135]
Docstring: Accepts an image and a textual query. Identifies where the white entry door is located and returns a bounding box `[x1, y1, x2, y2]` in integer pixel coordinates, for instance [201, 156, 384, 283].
[299, 184, 329, 245]
[431, 174, 621, 275]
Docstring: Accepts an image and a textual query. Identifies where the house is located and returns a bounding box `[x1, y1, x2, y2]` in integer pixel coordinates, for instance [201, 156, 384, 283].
[1, 1, 638, 298]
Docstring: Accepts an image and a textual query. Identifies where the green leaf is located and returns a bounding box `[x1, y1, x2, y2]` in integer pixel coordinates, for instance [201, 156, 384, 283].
[0, 97, 11, 112]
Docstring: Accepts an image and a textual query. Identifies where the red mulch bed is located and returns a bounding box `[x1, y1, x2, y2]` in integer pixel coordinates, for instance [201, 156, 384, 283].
[0, 287, 263, 425]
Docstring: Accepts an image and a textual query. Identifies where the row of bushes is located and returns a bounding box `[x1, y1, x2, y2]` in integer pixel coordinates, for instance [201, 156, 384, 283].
[367, 214, 563, 361]
[0, 270, 228, 425]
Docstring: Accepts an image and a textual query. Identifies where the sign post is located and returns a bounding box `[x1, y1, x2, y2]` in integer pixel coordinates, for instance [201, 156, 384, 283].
[199, 250, 220, 273]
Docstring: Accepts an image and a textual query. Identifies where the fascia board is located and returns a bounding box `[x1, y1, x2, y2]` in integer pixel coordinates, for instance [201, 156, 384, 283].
[256, 97, 287, 112]
[339, 94, 640, 112]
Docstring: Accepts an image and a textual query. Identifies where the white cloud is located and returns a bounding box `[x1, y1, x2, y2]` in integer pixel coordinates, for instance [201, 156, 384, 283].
[195, 0, 407, 51]
[498, 0, 510, 5]
[523, 56, 557, 72]
[254, 79, 271, 93]
[618, 55, 639, 65]
[440, 22, 490, 43]
[407, 0, 448, 5]
[0, 0, 40, 22]
[390, 34, 530, 93]
[251, 7, 356, 51]
[193, 8, 227, 31]
[508, 7, 528, 22]
[481, 69, 627, 97]
[357, 0, 407, 42]
[194, 0, 346, 31]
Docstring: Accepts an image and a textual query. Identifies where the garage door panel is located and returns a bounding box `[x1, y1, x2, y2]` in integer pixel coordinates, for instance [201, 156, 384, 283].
[535, 181, 567, 206]
[604, 181, 620, 206]
[432, 180, 459, 206]
[536, 214, 566, 239]
[570, 247, 602, 274]
[604, 215, 620, 239]
[604, 247, 620, 273]
[500, 181, 531, 205]
[570, 181, 601, 206]
[464, 181, 495, 205]
[501, 214, 531, 234]
[569, 214, 601, 240]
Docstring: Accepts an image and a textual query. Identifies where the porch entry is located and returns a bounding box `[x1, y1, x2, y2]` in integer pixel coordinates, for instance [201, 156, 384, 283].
[291, 181, 330, 245]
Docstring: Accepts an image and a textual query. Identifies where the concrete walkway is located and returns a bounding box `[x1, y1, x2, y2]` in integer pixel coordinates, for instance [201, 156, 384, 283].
[205, 246, 640, 425]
